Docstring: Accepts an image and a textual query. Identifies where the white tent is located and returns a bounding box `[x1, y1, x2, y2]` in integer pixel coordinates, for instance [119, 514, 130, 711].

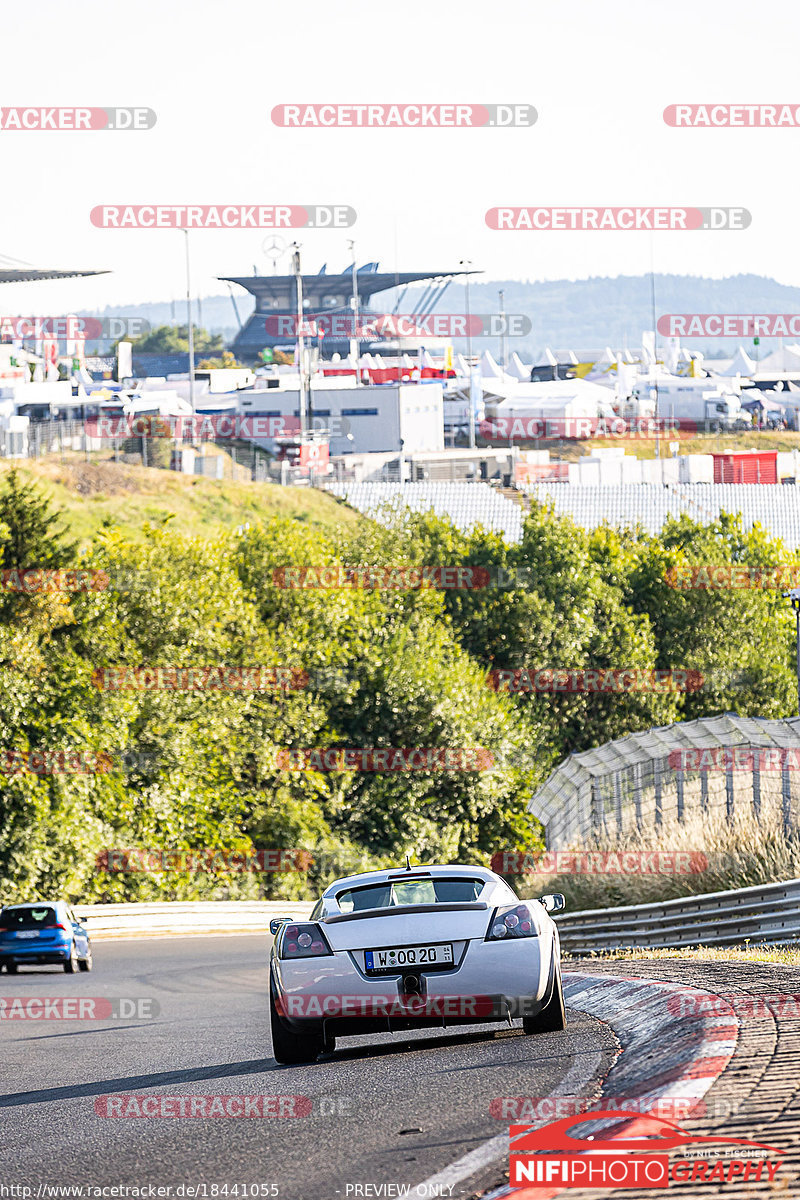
[719, 346, 756, 377]
[585, 347, 617, 382]
[480, 350, 503, 379]
[756, 343, 800, 373]
[507, 352, 531, 381]
[535, 347, 559, 367]
[488, 377, 617, 419]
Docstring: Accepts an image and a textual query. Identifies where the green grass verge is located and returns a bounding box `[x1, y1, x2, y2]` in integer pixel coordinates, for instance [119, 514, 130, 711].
[0, 456, 363, 546]
[565, 944, 800, 966]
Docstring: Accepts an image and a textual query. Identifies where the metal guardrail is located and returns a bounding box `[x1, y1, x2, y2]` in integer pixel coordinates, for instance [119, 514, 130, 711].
[75, 884, 800, 951]
[82, 900, 314, 938]
[554, 878, 800, 953]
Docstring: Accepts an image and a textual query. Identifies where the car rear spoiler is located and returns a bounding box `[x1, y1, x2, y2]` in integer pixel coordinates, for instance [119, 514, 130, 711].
[323, 901, 489, 925]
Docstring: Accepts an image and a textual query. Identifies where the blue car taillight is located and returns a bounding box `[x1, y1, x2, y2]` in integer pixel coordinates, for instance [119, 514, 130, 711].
[486, 903, 538, 941]
[279, 922, 332, 959]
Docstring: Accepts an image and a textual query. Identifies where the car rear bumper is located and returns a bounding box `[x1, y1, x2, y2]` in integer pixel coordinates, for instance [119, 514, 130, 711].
[272, 936, 556, 1034]
[0, 944, 72, 964]
[0, 945, 70, 964]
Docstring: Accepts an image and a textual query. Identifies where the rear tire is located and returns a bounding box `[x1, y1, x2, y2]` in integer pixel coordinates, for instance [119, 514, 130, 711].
[523, 955, 566, 1034]
[269, 983, 324, 1065]
[78, 948, 92, 972]
[64, 944, 79, 974]
[6, 963, 17, 975]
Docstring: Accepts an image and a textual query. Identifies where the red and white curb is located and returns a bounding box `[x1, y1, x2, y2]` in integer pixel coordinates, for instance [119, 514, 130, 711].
[410, 971, 738, 1199]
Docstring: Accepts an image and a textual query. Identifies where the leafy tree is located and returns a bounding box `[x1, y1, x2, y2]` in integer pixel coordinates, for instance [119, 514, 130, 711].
[0, 469, 76, 569]
[116, 325, 224, 355]
[197, 351, 244, 369]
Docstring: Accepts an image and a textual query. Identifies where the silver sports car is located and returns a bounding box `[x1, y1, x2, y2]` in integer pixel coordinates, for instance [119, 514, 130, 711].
[268, 863, 566, 1064]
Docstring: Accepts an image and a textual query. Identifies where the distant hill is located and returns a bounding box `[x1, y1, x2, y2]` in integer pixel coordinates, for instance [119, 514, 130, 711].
[85, 273, 800, 362]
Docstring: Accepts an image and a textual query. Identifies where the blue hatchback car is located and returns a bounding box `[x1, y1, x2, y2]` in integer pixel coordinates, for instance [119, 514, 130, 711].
[0, 902, 92, 973]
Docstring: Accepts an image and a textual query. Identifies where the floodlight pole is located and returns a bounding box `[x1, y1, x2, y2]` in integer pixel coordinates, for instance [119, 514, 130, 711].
[348, 239, 360, 386]
[182, 229, 195, 414]
[460, 259, 475, 449]
[292, 243, 308, 436]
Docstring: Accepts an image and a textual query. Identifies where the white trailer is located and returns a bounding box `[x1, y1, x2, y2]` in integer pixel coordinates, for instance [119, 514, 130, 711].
[633, 379, 746, 430]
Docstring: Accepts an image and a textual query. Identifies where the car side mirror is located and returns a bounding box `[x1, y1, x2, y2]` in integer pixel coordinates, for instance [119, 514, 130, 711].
[76, 915, 89, 922]
[269, 917, 293, 935]
[539, 893, 565, 914]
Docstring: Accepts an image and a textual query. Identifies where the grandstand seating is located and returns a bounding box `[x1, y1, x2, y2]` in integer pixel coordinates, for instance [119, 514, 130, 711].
[524, 484, 800, 547]
[325, 482, 525, 542]
[326, 481, 800, 547]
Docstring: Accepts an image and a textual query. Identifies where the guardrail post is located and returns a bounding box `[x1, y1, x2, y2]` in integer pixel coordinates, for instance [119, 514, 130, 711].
[633, 762, 643, 830]
[752, 757, 761, 823]
[591, 777, 603, 838]
[782, 754, 792, 838]
[614, 772, 623, 834]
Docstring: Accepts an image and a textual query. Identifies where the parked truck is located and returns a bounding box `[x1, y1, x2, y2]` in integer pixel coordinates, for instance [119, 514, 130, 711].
[632, 378, 747, 431]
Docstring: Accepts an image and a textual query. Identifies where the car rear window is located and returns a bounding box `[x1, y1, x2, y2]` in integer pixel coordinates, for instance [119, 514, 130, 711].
[1, 906, 57, 929]
[336, 877, 484, 913]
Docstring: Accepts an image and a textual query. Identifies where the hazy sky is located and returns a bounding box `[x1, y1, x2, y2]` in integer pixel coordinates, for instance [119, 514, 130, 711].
[3, 0, 799, 315]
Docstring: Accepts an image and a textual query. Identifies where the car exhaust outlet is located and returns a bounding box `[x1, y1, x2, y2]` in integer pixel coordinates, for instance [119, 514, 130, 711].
[402, 973, 422, 996]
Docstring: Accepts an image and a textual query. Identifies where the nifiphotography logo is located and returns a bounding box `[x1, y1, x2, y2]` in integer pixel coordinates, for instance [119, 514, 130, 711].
[509, 1110, 784, 1188]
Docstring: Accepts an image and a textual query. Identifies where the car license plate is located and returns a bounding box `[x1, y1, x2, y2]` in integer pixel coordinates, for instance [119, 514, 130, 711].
[364, 943, 453, 973]
[15, 932, 38, 939]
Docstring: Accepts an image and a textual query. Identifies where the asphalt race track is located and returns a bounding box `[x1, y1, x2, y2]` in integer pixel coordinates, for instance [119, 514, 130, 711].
[0, 935, 616, 1200]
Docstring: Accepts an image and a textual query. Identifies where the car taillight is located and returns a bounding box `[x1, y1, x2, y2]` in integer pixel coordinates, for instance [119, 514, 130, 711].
[44, 923, 68, 930]
[279, 922, 332, 959]
[486, 903, 538, 941]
